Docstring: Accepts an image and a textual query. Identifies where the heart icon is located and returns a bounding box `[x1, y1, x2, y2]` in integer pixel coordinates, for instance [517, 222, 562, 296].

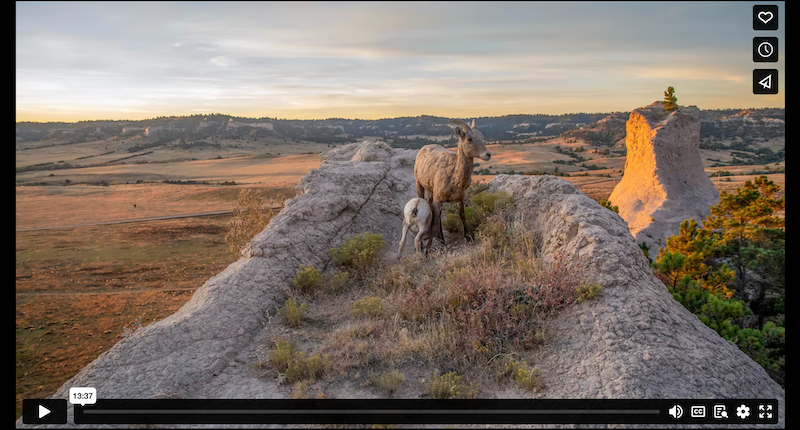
[758, 11, 774, 24]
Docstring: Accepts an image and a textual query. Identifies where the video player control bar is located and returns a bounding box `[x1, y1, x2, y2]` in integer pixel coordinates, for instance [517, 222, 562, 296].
[73, 399, 779, 425]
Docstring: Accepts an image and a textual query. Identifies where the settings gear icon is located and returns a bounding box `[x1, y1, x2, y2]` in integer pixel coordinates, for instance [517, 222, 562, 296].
[736, 404, 751, 419]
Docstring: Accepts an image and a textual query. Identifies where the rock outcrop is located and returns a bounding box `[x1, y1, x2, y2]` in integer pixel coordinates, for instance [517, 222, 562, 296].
[489, 175, 784, 427]
[608, 102, 719, 249]
[17, 142, 784, 428]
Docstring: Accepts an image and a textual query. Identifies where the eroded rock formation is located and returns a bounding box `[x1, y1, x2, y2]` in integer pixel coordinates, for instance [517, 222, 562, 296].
[490, 175, 783, 427]
[608, 102, 719, 249]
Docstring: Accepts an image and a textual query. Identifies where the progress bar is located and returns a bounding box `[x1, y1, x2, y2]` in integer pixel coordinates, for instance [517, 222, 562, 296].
[84, 409, 660, 414]
[73, 399, 778, 425]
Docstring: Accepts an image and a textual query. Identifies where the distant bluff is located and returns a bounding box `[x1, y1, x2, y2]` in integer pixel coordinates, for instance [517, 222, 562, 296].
[609, 102, 720, 249]
[17, 141, 784, 428]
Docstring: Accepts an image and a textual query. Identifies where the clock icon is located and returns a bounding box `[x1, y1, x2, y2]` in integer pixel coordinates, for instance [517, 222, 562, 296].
[753, 37, 778, 62]
[757, 41, 773, 58]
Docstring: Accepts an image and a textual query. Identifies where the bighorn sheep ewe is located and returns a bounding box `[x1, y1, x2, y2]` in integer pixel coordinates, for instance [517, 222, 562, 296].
[414, 119, 491, 243]
[398, 197, 433, 258]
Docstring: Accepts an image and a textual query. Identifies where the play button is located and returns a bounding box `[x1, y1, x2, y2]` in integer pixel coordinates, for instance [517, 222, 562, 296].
[22, 399, 67, 424]
[39, 404, 51, 419]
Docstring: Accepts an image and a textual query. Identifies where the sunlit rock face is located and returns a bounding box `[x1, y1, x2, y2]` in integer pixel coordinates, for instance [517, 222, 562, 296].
[609, 102, 719, 249]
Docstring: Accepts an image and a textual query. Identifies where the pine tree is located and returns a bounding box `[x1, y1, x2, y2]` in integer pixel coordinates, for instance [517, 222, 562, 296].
[662, 86, 678, 111]
[654, 218, 734, 296]
[703, 176, 785, 326]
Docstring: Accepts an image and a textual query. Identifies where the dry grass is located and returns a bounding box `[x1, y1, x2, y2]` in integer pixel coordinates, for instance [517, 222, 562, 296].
[15, 215, 236, 419]
[16, 183, 296, 230]
[225, 188, 286, 254]
[261, 192, 598, 400]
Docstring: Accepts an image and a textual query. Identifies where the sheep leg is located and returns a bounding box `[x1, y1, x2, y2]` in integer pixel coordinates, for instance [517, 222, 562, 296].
[459, 200, 472, 242]
[414, 228, 424, 256]
[431, 200, 445, 244]
[398, 222, 410, 259]
[416, 181, 426, 199]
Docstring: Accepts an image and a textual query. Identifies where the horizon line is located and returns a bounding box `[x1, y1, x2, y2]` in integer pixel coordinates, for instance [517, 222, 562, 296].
[15, 106, 784, 124]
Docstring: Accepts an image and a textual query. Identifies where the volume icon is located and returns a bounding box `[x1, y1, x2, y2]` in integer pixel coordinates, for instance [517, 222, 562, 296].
[669, 404, 684, 419]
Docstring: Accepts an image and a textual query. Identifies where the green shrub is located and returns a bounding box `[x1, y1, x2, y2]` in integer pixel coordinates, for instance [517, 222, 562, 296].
[268, 337, 333, 383]
[576, 281, 603, 302]
[369, 369, 405, 395]
[441, 212, 463, 233]
[326, 270, 350, 294]
[599, 198, 619, 213]
[278, 298, 306, 327]
[269, 338, 296, 372]
[471, 190, 516, 216]
[290, 381, 330, 399]
[426, 372, 479, 399]
[498, 358, 541, 391]
[475, 215, 507, 250]
[285, 351, 333, 383]
[329, 232, 385, 271]
[291, 265, 323, 295]
[352, 296, 384, 318]
[442, 190, 516, 235]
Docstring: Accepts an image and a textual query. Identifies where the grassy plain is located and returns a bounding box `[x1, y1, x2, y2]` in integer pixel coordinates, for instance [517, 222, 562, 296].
[15, 214, 236, 419]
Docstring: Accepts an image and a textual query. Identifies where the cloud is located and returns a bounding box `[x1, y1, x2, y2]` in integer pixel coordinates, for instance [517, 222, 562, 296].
[15, 1, 785, 121]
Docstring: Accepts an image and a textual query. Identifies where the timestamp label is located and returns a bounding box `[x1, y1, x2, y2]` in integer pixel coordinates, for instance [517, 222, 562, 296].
[69, 387, 97, 406]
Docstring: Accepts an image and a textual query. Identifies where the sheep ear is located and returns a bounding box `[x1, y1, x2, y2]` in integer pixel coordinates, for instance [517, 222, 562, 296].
[454, 126, 465, 138]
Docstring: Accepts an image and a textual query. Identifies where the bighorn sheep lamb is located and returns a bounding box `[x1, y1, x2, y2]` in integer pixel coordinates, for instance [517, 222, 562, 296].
[414, 119, 491, 243]
[398, 197, 433, 258]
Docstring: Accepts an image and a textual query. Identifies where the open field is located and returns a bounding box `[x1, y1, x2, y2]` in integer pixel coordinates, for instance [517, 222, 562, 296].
[15, 214, 237, 419]
[16, 183, 296, 230]
[15, 135, 334, 169]
[16, 151, 321, 187]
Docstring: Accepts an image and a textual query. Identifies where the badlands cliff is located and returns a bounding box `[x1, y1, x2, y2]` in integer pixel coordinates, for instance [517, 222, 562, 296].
[609, 102, 720, 249]
[17, 141, 783, 428]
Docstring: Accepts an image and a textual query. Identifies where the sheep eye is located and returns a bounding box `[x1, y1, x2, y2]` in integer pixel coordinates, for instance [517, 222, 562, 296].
[468, 137, 473, 142]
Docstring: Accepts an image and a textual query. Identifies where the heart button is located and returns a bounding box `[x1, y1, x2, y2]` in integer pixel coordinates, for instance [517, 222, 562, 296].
[758, 11, 774, 24]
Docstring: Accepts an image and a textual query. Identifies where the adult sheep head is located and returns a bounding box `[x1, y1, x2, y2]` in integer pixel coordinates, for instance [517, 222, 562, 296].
[450, 119, 491, 161]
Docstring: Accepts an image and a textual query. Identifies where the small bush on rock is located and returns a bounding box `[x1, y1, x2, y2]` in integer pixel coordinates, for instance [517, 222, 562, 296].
[576, 281, 603, 302]
[426, 372, 479, 399]
[442, 190, 516, 234]
[352, 296, 384, 318]
[269, 338, 296, 372]
[325, 270, 350, 294]
[599, 198, 619, 213]
[278, 298, 306, 327]
[369, 369, 405, 394]
[329, 232, 385, 272]
[292, 265, 323, 295]
[285, 351, 333, 383]
[498, 357, 541, 391]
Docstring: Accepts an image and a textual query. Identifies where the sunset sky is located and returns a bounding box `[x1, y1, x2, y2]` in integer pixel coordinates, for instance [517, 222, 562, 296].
[16, 1, 785, 122]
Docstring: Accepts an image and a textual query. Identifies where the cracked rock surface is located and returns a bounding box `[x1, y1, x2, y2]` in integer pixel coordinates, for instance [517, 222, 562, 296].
[490, 174, 784, 428]
[17, 142, 783, 429]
